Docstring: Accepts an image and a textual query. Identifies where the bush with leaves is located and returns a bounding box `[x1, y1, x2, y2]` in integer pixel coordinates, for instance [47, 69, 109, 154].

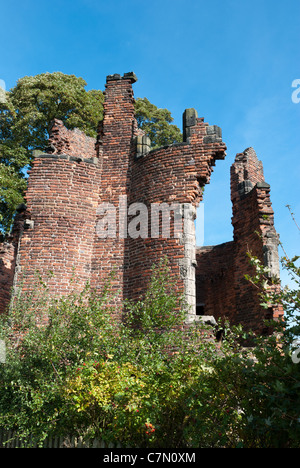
[60, 260, 223, 448]
[238, 251, 300, 447]
[0, 260, 216, 447]
[1, 252, 300, 448]
[185, 247, 300, 448]
[0, 271, 121, 444]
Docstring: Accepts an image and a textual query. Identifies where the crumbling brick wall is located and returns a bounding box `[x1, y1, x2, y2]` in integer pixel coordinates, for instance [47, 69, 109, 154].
[47, 119, 97, 159]
[17, 155, 101, 299]
[125, 109, 226, 320]
[0, 72, 283, 333]
[196, 147, 283, 333]
[10, 120, 101, 301]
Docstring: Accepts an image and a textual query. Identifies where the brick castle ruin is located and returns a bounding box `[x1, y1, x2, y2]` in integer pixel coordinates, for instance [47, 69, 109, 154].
[0, 72, 283, 333]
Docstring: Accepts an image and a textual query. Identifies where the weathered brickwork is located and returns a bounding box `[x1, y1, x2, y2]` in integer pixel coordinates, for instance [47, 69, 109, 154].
[47, 119, 97, 159]
[196, 147, 283, 332]
[0, 72, 283, 332]
[17, 156, 101, 297]
[90, 74, 139, 314]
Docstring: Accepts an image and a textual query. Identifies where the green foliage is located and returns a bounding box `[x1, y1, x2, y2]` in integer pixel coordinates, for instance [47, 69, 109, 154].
[238, 249, 300, 447]
[0, 271, 119, 443]
[1, 255, 300, 448]
[134, 97, 182, 149]
[0, 260, 217, 447]
[0, 163, 27, 233]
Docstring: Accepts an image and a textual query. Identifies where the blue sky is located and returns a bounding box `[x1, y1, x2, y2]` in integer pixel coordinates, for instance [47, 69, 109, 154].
[1, 0, 299, 286]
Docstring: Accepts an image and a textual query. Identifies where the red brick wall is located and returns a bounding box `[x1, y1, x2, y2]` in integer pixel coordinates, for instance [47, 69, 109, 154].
[89, 75, 227, 319]
[196, 242, 236, 321]
[125, 111, 226, 320]
[0, 73, 282, 335]
[15, 137, 100, 299]
[196, 148, 283, 333]
[90, 74, 138, 313]
[48, 119, 97, 159]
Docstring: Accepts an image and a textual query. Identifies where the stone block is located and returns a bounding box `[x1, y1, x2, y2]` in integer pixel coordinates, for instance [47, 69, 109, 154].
[24, 219, 34, 230]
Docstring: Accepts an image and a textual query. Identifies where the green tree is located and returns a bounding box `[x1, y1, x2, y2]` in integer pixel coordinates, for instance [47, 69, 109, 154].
[0, 163, 27, 236]
[135, 97, 182, 149]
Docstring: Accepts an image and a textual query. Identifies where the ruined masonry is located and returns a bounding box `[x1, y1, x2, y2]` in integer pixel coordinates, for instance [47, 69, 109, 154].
[0, 72, 283, 333]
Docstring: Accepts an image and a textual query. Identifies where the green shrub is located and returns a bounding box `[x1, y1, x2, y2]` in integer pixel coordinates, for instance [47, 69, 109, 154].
[0, 256, 299, 448]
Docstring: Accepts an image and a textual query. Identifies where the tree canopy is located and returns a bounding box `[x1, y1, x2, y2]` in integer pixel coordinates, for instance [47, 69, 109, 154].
[0, 73, 182, 234]
[134, 97, 182, 149]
